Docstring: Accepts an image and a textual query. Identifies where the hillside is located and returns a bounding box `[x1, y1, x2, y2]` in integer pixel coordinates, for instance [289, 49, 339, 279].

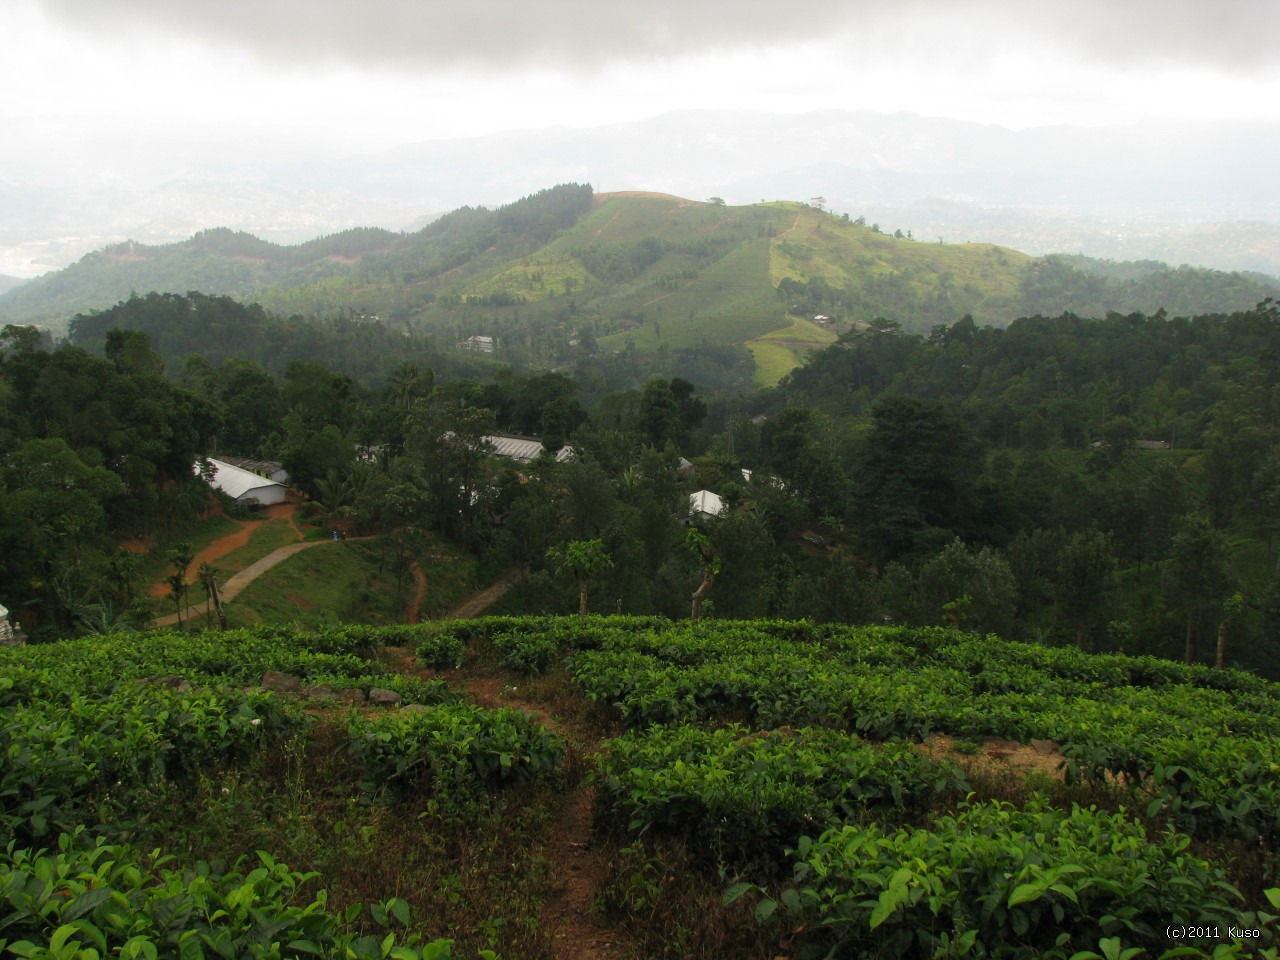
[3, 185, 1277, 386]
[3, 616, 1277, 959]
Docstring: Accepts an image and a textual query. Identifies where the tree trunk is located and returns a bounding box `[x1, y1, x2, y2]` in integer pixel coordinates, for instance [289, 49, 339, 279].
[690, 570, 715, 622]
[1216, 616, 1228, 669]
[579, 580, 588, 617]
[1184, 612, 1193, 664]
[211, 581, 227, 631]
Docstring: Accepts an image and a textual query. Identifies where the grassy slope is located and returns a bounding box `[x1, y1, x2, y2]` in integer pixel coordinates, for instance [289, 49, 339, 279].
[746, 314, 840, 387]
[456, 197, 1036, 379]
[227, 537, 476, 629]
[770, 203, 1033, 320]
[226, 541, 404, 628]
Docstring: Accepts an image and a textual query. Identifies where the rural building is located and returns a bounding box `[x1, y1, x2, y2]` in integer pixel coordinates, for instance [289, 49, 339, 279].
[199, 457, 288, 506]
[482, 434, 576, 464]
[688, 489, 726, 522]
[458, 335, 496, 353]
[217, 456, 289, 484]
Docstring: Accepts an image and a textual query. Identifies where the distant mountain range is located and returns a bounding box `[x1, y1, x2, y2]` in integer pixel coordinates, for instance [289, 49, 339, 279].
[4, 185, 1277, 387]
[2, 109, 1278, 279]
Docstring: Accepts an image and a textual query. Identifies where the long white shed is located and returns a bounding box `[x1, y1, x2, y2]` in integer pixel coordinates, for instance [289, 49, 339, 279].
[199, 458, 288, 506]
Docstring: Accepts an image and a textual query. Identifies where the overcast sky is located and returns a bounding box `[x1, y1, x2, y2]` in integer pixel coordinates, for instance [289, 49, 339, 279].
[4, 0, 1280, 185]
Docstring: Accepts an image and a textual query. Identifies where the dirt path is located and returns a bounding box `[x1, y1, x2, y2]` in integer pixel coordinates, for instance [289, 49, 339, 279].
[443, 571, 520, 619]
[147, 503, 304, 598]
[406, 562, 427, 623]
[148, 518, 255, 597]
[152, 539, 328, 628]
[269, 501, 304, 539]
[385, 573, 626, 959]
[462, 674, 617, 960]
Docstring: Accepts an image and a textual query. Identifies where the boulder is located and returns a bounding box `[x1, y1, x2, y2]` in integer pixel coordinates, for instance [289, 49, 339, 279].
[366, 687, 402, 706]
[262, 670, 303, 694]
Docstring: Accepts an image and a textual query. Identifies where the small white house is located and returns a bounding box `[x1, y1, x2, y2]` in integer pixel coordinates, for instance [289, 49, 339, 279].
[199, 458, 288, 506]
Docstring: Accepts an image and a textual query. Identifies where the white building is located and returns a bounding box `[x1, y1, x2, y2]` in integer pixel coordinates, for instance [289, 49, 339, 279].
[688, 489, 726, 522]
[482, 435, 575, 464]
[217, 456, 289, 484]
[459, 335, 496, 353]
[199, 458, 288, 506]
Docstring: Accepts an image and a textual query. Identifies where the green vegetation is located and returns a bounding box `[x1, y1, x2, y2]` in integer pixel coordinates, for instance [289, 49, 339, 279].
[4, 187, 1276, 390]
[426, 615, 1278, 959]
[6, 182, 1280, 956]
[745, 314, 838, 387]
[209, 516, 302, 574]
[0, 624, 555, 957]
[5, 615, 1277, 959]
[228, 539, 474, 629]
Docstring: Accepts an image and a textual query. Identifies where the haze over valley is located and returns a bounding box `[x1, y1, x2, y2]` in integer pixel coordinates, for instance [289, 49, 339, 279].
[3, 109, 1279, 283]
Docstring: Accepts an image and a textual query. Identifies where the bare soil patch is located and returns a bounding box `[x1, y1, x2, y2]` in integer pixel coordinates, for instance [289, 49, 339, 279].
[148, 502, 303, 598]
[922, 732, 1066, 781]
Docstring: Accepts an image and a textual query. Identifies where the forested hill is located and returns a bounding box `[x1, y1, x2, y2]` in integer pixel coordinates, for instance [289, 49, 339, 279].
[65, 292, 502, 386]
[2, 184, 1276, 388]
[775, 303, 1280, 453]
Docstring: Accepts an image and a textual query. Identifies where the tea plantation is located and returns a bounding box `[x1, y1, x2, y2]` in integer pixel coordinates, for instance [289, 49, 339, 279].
[3, 617, 1278, 959]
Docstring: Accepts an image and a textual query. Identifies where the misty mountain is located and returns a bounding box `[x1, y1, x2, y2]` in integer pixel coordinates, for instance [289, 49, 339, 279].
[1, 110, 1277, 280]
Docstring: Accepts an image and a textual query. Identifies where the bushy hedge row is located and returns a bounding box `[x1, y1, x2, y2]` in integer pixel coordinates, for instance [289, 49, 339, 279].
[593, 724, 966, 866]
[346, 705, 564, 797]
[729, 798, 1273, 960]
[0, 831, 476, 960]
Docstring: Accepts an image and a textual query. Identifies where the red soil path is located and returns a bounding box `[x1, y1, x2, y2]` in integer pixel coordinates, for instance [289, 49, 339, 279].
[147, 502, 302, 598]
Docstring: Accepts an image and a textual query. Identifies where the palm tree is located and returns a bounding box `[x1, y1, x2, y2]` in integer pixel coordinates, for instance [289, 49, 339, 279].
[166, 573, 186, 628]
[389, 363, 434, 411]
[196, 563, 223, 629]
[166, 542, 195, 628]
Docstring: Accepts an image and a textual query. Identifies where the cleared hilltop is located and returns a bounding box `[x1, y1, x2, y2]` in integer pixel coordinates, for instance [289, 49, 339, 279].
[3, 184, 1277, 385]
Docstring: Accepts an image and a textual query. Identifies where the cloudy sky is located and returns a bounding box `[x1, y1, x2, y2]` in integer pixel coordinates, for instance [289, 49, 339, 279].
[4, 0, 1280, 184]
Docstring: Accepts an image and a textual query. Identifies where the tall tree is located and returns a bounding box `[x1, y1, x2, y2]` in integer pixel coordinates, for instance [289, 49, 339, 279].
[546, 539, 613, 616]
[854, 396, 983, 563]
[1054, 529, 1120, 651]
[1164, 514, 1235, 664]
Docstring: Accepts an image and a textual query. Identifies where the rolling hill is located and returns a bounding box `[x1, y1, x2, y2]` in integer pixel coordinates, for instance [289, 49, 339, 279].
[3, 184, 1277, 386]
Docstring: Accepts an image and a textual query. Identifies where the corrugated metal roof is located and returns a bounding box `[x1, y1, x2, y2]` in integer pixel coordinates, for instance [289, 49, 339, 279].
[481, 435, 576, 464]
[199, 458, 286, 502]
[485, 435, 544, 463]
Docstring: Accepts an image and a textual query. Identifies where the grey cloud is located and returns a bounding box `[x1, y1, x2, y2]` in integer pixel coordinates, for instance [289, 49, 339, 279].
[37, 0, 1280, 73]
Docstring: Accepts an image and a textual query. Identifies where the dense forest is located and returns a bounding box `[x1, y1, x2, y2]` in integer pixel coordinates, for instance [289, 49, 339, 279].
[4, 295, 1279, 680]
